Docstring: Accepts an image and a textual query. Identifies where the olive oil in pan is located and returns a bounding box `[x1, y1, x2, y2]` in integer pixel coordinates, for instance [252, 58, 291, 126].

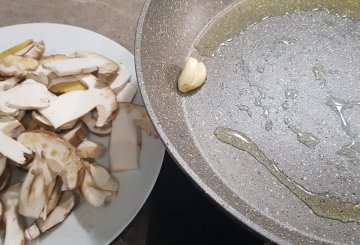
[214, 127, 360, 223]
[196, 0, 360, 56]
[237, 104, 252, 117]
[325, 95, 360, 164]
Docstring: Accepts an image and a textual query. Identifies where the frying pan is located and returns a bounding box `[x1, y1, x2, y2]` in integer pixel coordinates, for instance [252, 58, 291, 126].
[136, 0, 360, 244]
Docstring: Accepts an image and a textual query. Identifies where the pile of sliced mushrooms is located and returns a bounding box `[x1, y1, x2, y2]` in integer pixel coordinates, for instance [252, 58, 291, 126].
[0, 39, 158, 244]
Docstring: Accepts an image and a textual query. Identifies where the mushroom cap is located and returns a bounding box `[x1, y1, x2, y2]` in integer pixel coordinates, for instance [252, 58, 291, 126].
[17, 130, 83, 190]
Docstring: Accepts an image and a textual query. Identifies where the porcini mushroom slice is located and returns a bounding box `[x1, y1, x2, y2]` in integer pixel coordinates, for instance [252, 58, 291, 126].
[0, 117, 32, 164]
[62, 122, 87, 147]
[110, 103, 158, 172]
[0, 55, 39, 77]
[6, 79, 52, 110]
[77, 140, 102, 159]
[39, 74, 117, 129]
[42, 56, 114, 77]
[19, 155, 54, 219]
[0, 79, 52, 115]
[80, 165, 115, 207]
[37, 191, 75, 232]
[23, 40, 45, 60]
[81, 112, 112, 135]
[27, 54, 72, 85]
[15, 110, 25, 121]
[32, 111, 79, 132]
[40, 177, 62, 221]
[89, 163, 118, 193]
[1, 183, 25, 245]
[116, 82, 137, 103]
[17, 130, 84, 190]
[31, 111, 53, 127]
[74, 51, 119, 77]
[0, 154, 7, 177]
[109, 64, 131, 93]
[25, 191, 75, 241]
[24, 223, 40, 241]
[0, 77, 20, 91]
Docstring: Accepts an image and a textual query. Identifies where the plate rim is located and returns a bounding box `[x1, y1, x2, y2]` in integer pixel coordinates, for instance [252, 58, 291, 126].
[0, 22, 165, 245]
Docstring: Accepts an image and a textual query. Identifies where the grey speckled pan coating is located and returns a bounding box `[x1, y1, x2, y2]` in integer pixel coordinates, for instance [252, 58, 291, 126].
[136, 0, 360, 244]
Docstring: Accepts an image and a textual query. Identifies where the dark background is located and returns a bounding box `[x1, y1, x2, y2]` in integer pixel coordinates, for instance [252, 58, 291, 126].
[146, 152, 265, 245]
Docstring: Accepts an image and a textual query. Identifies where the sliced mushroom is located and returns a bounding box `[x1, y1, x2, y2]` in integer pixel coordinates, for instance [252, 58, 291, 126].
[1, 183, 25, 245]
[25, 191, 75, 241]
[0, 77, 21, 91]
[110, 103, 158, 172]
[74, 51, 119, 77]
[17, 130, 84, 190]
[40, 177, 62, 221]
[116, 82, 137, 103]
[32, 111, 78, 132]
[0, 55, 39, 77]
[39, 74, 117, 129]
[81, 112, 112, 135]
[109, 64, 131, 93]
[0, 154, 7, 177]
[42, 53, 118, 77]
[89, 163, 118, 196]
[18, 155, 52, 219]
[37, 191, 75, 232]
[0, 117, 32, 164]
[77, 140, 102, 159]
[27, 54, 72, 85]
[0, 79, 52, 115]
[31, 111, 53, 127]
[6, 79, 52, 109]
[80, 162, 118, 207]
[14, 110, 25, 121]
[23, 40, 45, 60]
[62, 122, 87, 147]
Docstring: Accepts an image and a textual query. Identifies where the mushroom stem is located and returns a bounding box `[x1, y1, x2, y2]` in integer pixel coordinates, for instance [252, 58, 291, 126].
[25, 191, 75, 241]
[1, 183, 25, 245]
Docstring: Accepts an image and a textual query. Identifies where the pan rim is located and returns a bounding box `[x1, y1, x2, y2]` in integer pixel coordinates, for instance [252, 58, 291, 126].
[134, 1, 339, 244]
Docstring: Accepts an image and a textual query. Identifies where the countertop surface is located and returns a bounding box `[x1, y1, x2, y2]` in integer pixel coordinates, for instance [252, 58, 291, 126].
[0, 1, 266, 244]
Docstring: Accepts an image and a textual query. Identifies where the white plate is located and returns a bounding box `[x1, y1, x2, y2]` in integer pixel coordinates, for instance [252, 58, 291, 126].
[0, 23, 165, 245]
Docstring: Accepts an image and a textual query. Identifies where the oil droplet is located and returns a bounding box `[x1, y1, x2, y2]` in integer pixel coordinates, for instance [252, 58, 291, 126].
[312, 64, 325, 80]
[276, 36, 297, 45]
[296, 131, 320, 149]
[237, 104, 252, 117]
[265, 118, 273, 131]
[285, 89, 299, 99]
[325, 95, 360, 164]
[284, 117, 320, 148]
[215, 127, 360, 223]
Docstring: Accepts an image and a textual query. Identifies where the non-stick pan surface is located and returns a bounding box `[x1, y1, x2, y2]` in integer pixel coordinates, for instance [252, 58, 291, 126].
[136, 1, 360, 244]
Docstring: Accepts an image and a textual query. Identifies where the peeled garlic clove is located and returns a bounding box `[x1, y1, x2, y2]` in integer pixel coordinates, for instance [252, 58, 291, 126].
[178, 57, 207, 93]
